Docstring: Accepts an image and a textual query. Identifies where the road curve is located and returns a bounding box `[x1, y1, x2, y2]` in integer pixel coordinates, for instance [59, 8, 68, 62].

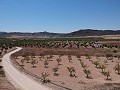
[2, 47, 53, 90]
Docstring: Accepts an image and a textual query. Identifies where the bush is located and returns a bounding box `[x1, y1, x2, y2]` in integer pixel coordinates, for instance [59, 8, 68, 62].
[113, 50, 118, 53]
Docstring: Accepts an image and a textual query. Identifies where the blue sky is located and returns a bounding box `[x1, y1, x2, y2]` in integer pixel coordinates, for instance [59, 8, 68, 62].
[0, 0, 120, 33]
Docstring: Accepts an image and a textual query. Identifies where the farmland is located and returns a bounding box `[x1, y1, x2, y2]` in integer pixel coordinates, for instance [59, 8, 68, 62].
[0, 37, 120, 90]
[0, 37, 118, 90]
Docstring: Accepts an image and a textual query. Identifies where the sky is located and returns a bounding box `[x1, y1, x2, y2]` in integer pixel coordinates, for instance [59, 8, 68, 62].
[0, 0, 120, 33]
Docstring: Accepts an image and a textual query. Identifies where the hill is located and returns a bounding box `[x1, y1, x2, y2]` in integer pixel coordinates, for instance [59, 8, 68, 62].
[0, 29, 120, 38]
[62, 29, 120, 37]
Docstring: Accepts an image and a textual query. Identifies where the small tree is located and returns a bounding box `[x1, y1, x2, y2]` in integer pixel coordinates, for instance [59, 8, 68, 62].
[104, 60, 108, 65]
[86, 54, 91, 61]
[39, 56, 42, 61]
[78, 59, 82, 62]
[53, 67, 59, 76]
[44, 61, 49, 68]
[76, 54, 81, 59]
[94, 61, 99, 68]
[80, 61, 84, 67]
[118, 55, 120, 60]
[31, 59, 37, 67]
[114, 63, 120, 74]
[106, 54, 113, 60]
[24, 56, 30, 63]
[68, 55, 72, 63]
[41, 72, 50, 83]
[67, 67, 76, 77]
[22, 52, 29, 58]
[56, 58, 62, 65]
[100, 64, 106, 73]
[80, 61, 88, 68]
[104, 70, 111, 80]
[96, 55, 100, 60]
[83, 69, 91, 78]
[30, 53, 35, 58]
[49, 55, 53, 59]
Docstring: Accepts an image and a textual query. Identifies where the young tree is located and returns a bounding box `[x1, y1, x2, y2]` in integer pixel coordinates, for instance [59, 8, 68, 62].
[100, 64, 106, 73]
[30, 53, 35, 58]
[114, 63, 120, 74]
[67, 67, 76, 77]
[85, 54, 91, 61]
[31, 59, 37, 67]
[118, 55, 120, 60]
[56, 58, 62, 65]
[83, 69, 91, 78]
[94, 61, 99, 68]
[44, 61, 49, 68]
[80, 61, 88, 68]
[78, 58, 82, 62]
[76, 54, 81, 59]
[104, 70, 111, 80]
[24, 56, 30, 63]
[68, 55, 72, 63]
[106, 54, 113, 60]
[41, 72, 50, 83]
[39, 56, 42, 61]
[53, 67, 59, 76]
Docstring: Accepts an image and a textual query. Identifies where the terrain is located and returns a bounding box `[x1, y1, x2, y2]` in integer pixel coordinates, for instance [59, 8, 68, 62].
[0, 29, 120, 38]
[0, 32, 120, 90]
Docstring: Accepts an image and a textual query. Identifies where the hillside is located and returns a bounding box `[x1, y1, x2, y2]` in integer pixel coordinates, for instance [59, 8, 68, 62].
[62, 29, 120, 37]
[0, 29, 120, 38]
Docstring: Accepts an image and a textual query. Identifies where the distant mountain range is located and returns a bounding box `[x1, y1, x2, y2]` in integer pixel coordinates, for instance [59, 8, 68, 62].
[0, 29, 120, 38]
[61, 29, 120, 37]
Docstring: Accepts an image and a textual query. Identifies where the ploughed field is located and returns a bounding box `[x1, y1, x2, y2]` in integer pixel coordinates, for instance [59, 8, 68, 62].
[14, 54, 120, 90]
[10, 39, 120, 90]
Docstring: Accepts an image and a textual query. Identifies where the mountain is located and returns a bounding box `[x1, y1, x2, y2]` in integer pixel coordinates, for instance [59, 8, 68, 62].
[61, 29, 120, 37]
[0, 29, 120, 38]
[0, 31, 61, 38]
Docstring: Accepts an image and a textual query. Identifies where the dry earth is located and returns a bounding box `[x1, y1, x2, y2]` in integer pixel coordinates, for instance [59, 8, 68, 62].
[15, 55, 120, 90]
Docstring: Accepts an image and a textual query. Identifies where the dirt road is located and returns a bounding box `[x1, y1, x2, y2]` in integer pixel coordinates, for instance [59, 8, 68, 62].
[2, 47, 53, 90]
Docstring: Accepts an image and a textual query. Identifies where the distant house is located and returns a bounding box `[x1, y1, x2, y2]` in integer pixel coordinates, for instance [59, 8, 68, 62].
[93, 43, 102, 48]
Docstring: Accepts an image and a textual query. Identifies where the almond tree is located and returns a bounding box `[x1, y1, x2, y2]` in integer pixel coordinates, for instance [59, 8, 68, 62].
[86, 54, 91, 61]
[118, 55, 120, 60]
[39, 56, 42, 61]
[83, 69, 91, 78]
[24, 56, 30, 63]
[76, 54, 81, 59]
[100, 64, 106, 73]
[94, 61, 99, 68]
[106, 54, 113, 60]
[30, 53, 35, 58]
[80, 61, 88, 69]
[67, 67, 76, 77]
[53, 67, 59, 76]
[56, 58, 62, 65]
[114, 63, 120, 74]
[41, 72, 50, 83]
[68, 55, 72, 63]
[104, 70, 111, 80]
[31, 59, 37, 67]
[44, 61, 49, 68]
